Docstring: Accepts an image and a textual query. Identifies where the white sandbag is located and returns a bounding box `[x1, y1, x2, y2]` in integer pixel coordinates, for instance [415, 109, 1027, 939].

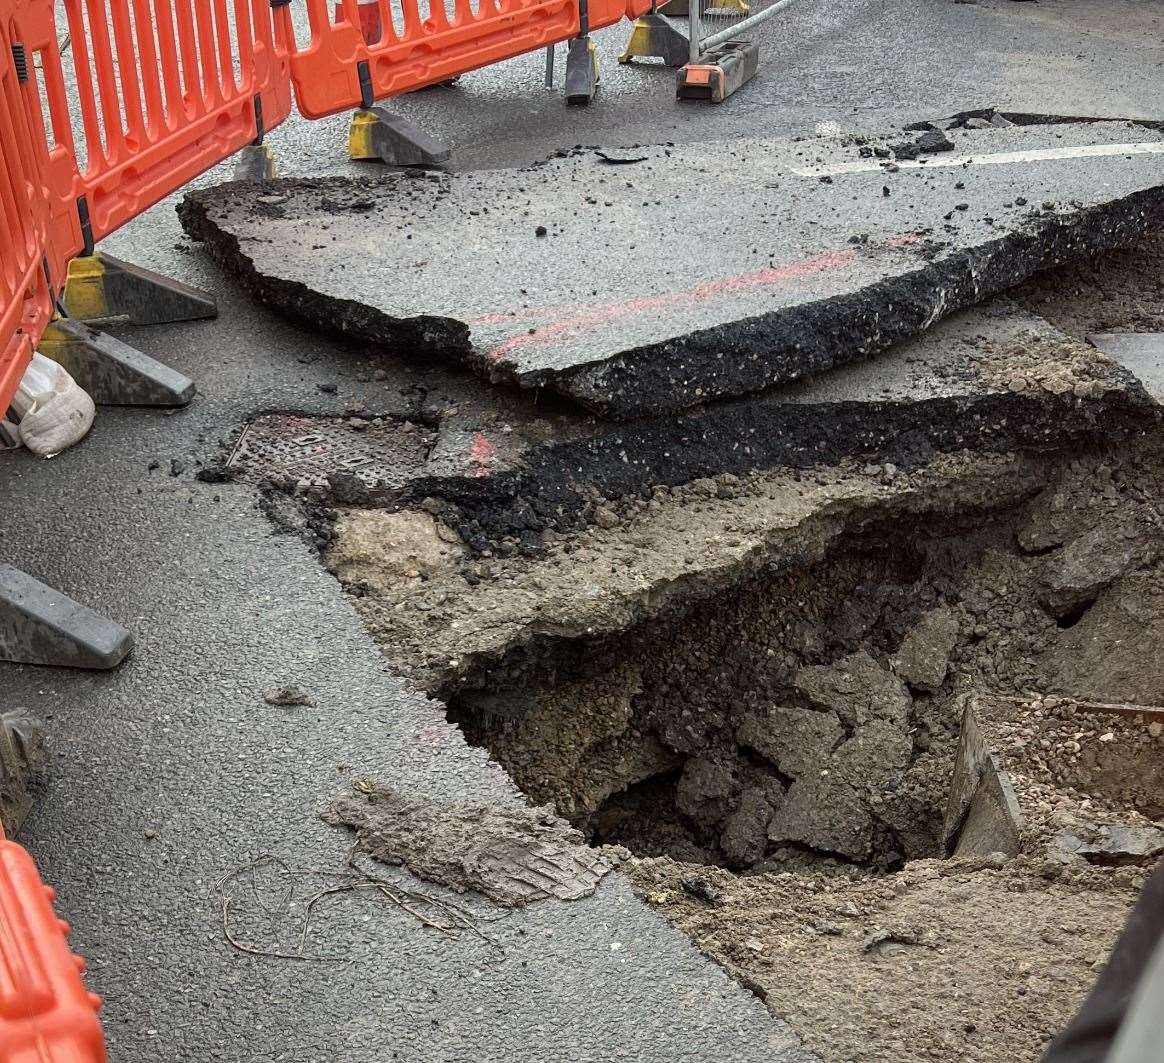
[13, 353, 95, 457]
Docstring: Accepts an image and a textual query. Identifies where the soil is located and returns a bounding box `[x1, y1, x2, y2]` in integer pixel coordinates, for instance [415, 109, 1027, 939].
[626, 854, 1145, 1063]
[1015, 232, 1164, 337]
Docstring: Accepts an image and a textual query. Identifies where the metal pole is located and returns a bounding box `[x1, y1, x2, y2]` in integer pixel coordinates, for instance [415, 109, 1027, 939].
[688, 0, 702, 62]
[699, 0, 794, 52]
[544, 44, 555, 88]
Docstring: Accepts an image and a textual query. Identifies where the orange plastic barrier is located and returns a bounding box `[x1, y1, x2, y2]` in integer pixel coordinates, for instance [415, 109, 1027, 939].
[276, 0, 652, 119]
[55, 0, 292, 245]
[0, 0, 294, 400]
[0, 6, 58, 414]
[0, 830, 106, 1063]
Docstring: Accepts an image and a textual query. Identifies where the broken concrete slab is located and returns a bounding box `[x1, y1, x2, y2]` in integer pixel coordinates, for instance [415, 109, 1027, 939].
[227, 301, 1160, 552]
[892, 607, 959, 692]
[1050, 822, 1164, 867]
[943, 700, 1024, 859]
[794, 650, 912, 729]
[1090, 333, 1164, 401]
[181, 121, 1164, 418]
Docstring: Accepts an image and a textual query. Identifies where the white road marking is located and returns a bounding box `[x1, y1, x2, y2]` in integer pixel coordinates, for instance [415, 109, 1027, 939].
[792, 141, 1164, 178]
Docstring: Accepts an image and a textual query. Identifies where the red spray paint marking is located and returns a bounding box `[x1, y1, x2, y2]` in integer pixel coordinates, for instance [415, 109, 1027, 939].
[484, 247, 859, 364]
[469, 431, 497, 477]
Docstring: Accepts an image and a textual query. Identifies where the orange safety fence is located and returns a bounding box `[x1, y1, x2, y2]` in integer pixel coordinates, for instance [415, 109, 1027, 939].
[0, 5, 58, 414]
[0, 0, 293, 411]
[56, 0, 291, 244]
[0, 827, 107, 1062]
[275, 0, 652, 119]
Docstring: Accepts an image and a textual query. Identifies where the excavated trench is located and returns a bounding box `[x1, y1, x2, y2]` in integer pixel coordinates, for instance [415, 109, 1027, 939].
[445, 506, 1048, 872]
[430, 417, 1164, 880]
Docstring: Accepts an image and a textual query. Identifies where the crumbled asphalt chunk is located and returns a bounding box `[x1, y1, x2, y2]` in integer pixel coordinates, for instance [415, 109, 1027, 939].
[892, 129, 955, 160]
[681, 877, 724, 905]
[325, 783, 617, 906]
[263, 684, 316, 707]
[195, 464, 237, 484]
[169, 458, 186, 477]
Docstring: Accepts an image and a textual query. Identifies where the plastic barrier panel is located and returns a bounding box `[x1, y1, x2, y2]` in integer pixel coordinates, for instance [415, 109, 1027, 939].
[0, 0, 294, 404]
[0, 9, 55, 413]
[278, 0, 651, 119]
[56, 0, 293, 245]
[0, 833, 106, 1062]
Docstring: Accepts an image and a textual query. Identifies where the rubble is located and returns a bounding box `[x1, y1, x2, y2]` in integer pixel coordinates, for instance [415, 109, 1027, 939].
[325, 783, 618, 906]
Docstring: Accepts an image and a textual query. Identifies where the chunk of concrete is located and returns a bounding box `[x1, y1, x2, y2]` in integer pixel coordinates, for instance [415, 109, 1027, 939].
[1050, 822, 1164, 866]
[892, 607, 960, 692]
[943, 699, 1024, 858]
[736, 705, 844, 778]
[767, 775, 875, 861]
[832, 720, 914, 790]
[676, 757, 735, 828]
[1039, 505, 1162, 617]
[181, 121, 1164, 419]
[794, 650, 912, 728]
[327, 510, 464, 589]
[720, 787, 777, 867]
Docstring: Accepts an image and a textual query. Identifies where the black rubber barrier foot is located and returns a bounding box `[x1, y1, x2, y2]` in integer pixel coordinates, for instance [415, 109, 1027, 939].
[38, 318, 195, 408]
[619, 13, 689, 67]
[677, 38, 760, 102]
[63, 253, 216, 326]
[0, 564, 133, 671]
[565, 36, 599, 106]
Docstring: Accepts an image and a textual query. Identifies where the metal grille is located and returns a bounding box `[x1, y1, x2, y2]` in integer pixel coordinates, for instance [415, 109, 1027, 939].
[687, 0, 793, 59]
[227, 413, 434, 489]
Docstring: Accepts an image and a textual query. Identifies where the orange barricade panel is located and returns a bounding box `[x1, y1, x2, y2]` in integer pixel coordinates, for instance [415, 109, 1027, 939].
[56, 0, 293, 243]
[279, 0, 647, 119]
[0, 6, 56, 413]
[0, 0, 295, 399]
[0, 836, 106, 1062]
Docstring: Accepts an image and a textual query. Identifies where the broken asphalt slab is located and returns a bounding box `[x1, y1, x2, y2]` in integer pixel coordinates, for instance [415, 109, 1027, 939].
[227, 301, 1160, 550]
[180, 120, 1164, 419]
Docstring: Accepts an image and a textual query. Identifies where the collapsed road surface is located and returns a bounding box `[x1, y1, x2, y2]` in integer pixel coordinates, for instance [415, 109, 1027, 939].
[223, 299, 1159, 555]
[181, 120, 1164, 417]
[6, 1, 1164, 1059]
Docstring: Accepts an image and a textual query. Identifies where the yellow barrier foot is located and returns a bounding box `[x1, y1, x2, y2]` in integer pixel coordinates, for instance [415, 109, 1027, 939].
[0, 564, 133, 671]
[63, 253, 216, 326]
[565, 36, 599, 105]
[348, 107, 451, 167]
[619, 13, 689, 67]
[39, 318, 195, 407]
[233, 142, 278, 181]
[677, 38, 759, 103]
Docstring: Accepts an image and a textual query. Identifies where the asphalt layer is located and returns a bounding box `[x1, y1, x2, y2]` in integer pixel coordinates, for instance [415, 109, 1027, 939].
[182, 121, 1164, 417]
[4, 0, 1164, 1058]
[228, 300, 1161, 552]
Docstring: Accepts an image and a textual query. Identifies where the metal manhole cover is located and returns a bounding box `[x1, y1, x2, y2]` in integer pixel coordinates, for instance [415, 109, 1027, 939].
[228, 414, 433, 489]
